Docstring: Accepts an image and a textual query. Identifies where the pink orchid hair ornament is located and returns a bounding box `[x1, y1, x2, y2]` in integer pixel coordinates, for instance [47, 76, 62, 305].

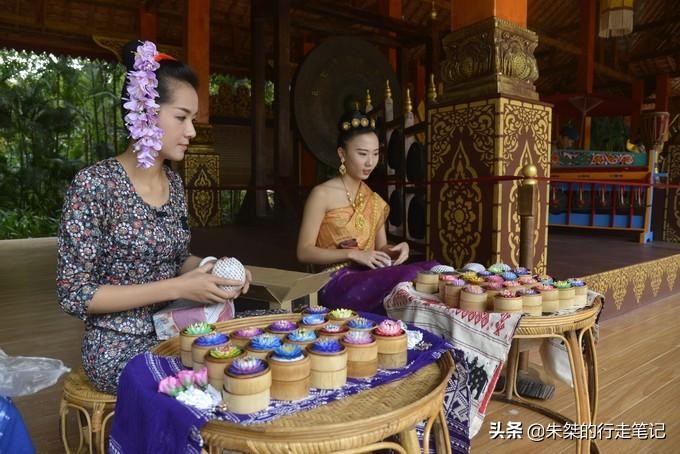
[123, 40, 164, 168]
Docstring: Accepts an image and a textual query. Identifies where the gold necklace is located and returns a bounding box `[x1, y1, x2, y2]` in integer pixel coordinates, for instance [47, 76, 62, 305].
[341, 177, 366, 232]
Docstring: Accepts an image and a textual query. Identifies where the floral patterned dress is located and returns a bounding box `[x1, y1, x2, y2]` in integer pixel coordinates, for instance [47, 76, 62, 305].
[57, 158, 191, 393]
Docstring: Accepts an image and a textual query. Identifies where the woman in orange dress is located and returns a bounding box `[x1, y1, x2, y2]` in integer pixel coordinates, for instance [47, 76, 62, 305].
[297, 109, 437, 314]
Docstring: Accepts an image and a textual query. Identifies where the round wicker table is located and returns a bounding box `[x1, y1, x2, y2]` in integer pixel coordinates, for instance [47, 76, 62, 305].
[494, 299, 602, 454]
[153, 313, 455, 454]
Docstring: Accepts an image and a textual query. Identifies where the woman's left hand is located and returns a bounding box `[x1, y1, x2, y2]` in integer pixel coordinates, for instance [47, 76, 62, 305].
[387, 242, 410, 266]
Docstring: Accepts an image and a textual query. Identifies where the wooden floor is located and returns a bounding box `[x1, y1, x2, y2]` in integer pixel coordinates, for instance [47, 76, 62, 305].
[1, 237, 679, 453]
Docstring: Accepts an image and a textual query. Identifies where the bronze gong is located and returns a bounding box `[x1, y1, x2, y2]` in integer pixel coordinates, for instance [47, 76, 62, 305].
[293, 36, 402, 168]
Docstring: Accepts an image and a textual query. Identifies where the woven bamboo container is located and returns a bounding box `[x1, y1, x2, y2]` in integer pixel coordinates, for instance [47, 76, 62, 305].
[244, 346, 274, 360]
[438, 272, 459, 295]
[179, 325, 215, 368]
[299, 320, 327, 331]
[204, 350, 245, 390]
[229, 331, 262, 348]
[374, 331, 407, 369]
[443, 284, 463, 308]
[268, 352, 311, 401]
[540, 288, 559, 312]
[414, 281, 438, 294]
[558, 287, 576, 309]
[521, 293, 543, 316]
[494, 296, 523, 312]
[416, 271, 439, 285]
[192, 338, 228, 372]
[574, 285, 588, 305]
[307, 346, 348, 389]
[223, 366, 272, 414]
[484, 289, 501, 311]
[342, 340, 378, 378]
[328, 311, 358, 326]
[460, 290, 487, 312]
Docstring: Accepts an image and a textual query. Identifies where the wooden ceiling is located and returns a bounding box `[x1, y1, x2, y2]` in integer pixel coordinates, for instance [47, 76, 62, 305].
[0, 0, 678, 98]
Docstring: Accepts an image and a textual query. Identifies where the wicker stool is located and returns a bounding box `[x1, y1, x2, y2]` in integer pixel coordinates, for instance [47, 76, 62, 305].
[60, 368, 116, 454]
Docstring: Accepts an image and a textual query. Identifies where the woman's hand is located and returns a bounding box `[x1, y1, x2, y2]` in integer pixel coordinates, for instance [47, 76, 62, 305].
[386, 242, 410, 266]
[348, 249, 392, 269]
[175, 262, 244, 304]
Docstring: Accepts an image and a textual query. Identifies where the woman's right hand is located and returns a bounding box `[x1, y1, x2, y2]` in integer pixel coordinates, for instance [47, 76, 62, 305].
[174, 262, 243, 304]
[348, 249, 392, 269]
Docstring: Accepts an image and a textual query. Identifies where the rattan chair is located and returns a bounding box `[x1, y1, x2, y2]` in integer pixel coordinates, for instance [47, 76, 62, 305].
[60, 368, 116, 454]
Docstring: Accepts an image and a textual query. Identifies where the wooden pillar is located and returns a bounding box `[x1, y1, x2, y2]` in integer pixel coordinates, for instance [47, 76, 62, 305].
[185, 0, 210, 124]
[378, 0, 401, 71]
[139, 5, 157, 41]
[434, 0, 550, 274]
[248, 0, 269, 218]
[631, 78, 644, 141]
[451, 0, 527, 30]
[578, 0, 596, 150]
[181, 0, 220, 226]
[656, 74, 671, 112]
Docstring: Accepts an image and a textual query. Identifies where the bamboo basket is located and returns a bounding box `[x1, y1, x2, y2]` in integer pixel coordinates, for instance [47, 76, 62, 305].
[192, 339, 228, 372]
[223, 367, 272, 414]
[558, 287, 576, 309]
[494, 296, 523, 313]
[438, 272, 459, 295]
[415, 271, 439, 285]
[414, 281, 438, 294]
[204, 351, 245, 390]
[268, 352, 311, 401]
[179, 326, 215, 368]
[460, 291, 487, 312]
[443, 284, 463, 308]
[244, 346, 274, 360]
[574, 285, 588, 305]
[307, 346, 348, 389]
[521, 293, 543, 316]
[342, 340, 379, 378]
[540, 288, 559, 312]
[374, 332, 407, 369]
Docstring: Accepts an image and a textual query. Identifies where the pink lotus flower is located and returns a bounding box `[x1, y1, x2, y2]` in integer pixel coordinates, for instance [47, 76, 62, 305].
[176, 370, 195, 388]
[158, 376, 182, 397]
[194, 368, 208, 389]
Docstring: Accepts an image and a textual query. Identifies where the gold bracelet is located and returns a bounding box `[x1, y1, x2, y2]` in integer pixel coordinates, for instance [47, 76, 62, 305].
[323, 261, 351, 273]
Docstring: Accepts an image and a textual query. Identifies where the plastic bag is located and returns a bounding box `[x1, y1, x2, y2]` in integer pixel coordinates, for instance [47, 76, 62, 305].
[0, 348, 70, 397]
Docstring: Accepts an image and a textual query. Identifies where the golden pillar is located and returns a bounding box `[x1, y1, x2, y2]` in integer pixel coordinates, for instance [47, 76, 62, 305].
[427, 14, 551, 273]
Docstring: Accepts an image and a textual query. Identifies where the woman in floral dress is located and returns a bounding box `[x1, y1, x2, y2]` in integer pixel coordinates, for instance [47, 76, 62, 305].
[56, 41, 250, 394]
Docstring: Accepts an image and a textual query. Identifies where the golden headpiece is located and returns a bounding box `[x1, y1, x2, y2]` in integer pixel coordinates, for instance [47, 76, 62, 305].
[340, 113, 376, 131]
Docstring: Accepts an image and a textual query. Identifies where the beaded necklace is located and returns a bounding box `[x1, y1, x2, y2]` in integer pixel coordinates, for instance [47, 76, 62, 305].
[341, 177, 366, 232]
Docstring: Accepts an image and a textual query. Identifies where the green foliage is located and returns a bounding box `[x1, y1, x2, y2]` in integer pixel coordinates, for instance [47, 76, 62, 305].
[0, 49, 127, 239]
[209, 73, 275, 105]
[591, 116, 627, 152]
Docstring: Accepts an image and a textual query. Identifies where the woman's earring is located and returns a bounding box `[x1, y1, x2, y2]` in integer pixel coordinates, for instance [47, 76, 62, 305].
[339, 160, 346, 176]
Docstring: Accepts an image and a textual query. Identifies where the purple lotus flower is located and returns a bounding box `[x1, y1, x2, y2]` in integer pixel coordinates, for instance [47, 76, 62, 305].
[271, 344, 304, 360]
[249, 334, 282, 350]
[347, 317, 375, 329]
[228, 357, 267, 375]
[268, 320, 297, 332]
[310, 338, 343, 353]
[342, 331, 374, 345]
[233, 327, 264, 338]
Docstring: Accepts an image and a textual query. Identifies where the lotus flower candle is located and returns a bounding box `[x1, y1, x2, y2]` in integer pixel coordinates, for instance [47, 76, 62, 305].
[501, 271, 518, 281]
[194, 332, 228, 347]
[462, 285, 484, 294]
[303, 305, 329, 315]
[329, 308, 354, 319]
[460, 271, 478, 282]
[460, 284, 487, 312]
[520, 287, 543, 315]
[554, 280, 572, 289]
[321, 323, 344, 333]
[301, 315, 326, 328]
[228, 357, 267, 376]
[513, 267, 530, 276]
[233, 327, 264, 338]
[485, 281, 503, 290]
[538, 275, 554, 285]
[536, 283, 555, 291]
[476, 270, 492, 278]
[518, 276, 538, 286]
[209, 344, 243, 359]
[347, 317, 376, 330]
[182, 322, 214, 336]
[486, 275, 504, 283]
[520, 288, 539, 296]
[498, 289, 520, 298]
[287, 328, 317, 343]
[268, 320, 297, 332]
[494, 289, 523, 312]
[310, 338, 343, 353]
[503, 280, 522, 288]
[249, 334, 282, 350]
[271, 344, 304, 361]
[374, 319, 403, 336]
[343, 331, 374, 345]
[488, 263, 510, 274]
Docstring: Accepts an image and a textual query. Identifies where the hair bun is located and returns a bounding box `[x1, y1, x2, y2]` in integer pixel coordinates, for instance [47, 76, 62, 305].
[121, 39, 143, 72]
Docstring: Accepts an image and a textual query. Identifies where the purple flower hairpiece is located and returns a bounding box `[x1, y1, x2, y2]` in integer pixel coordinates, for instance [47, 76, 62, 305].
[123, 41, 163, 169]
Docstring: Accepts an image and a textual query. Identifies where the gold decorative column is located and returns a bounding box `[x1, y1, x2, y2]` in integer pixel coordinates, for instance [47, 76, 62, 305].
[178, 123, 221, 227]
[427, 16, 551, 273]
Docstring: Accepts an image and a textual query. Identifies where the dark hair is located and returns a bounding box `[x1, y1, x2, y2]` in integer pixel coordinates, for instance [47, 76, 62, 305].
[120, 40, 198, 122]
[336, 109, 379, 149]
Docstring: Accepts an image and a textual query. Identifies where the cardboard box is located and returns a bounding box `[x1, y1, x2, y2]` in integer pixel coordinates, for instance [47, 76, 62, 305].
[245, 266, 333, 311]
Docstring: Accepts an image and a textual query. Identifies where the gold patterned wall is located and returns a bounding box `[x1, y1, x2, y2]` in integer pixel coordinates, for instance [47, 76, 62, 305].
[427, 97, 551, 273]
[582, 254, 680, 318]
[662, 144, 680, 242]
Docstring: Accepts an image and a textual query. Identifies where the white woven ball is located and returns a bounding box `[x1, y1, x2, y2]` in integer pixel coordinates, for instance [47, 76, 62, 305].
[430, 264, 456, 273]
[211, 257, 246, 293]
[461, 262, 486, 273]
